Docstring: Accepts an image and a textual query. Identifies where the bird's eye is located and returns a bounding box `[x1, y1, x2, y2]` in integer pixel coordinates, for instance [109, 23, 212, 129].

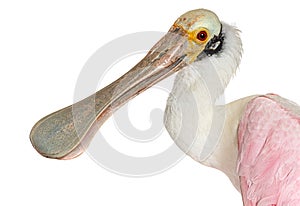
[197, 30, 208, 42]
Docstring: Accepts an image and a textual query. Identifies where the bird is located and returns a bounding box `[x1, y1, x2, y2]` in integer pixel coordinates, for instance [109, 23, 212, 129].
[30, 8, 300, 205]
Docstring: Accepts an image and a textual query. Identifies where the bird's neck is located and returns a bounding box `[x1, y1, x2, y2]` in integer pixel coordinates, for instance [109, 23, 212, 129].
[164, 62, 231, 162]
[164, 22, 242, 176]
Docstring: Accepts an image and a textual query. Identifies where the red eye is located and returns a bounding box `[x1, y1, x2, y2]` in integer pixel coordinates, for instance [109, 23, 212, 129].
[197, 30, 208, 41]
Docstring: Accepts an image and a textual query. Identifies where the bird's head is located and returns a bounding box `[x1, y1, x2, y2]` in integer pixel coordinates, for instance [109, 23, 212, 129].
[171, 9, 224, 62]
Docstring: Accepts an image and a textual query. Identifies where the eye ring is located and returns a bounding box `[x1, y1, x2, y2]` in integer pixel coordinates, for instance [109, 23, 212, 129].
[197, 30, 208, 42]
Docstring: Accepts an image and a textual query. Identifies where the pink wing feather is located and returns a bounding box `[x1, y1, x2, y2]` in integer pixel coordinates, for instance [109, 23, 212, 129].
[237, 95, 300, 206]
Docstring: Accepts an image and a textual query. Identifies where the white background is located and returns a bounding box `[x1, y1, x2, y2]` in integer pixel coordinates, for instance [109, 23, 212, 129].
[1, 0, 300, 205]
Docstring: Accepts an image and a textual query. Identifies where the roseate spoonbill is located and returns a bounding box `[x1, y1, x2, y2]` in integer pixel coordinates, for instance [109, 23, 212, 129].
[30, 9, 300, 205]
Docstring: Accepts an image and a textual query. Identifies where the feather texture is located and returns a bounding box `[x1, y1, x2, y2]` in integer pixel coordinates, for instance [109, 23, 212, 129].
[238, 94, 300, 205]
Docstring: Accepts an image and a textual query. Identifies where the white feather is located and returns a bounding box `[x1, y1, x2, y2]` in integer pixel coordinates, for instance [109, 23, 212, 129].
[164, 22, 245, 189]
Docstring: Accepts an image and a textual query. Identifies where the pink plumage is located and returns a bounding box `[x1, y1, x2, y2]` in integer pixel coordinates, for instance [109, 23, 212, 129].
[237, 94, 300, 205]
